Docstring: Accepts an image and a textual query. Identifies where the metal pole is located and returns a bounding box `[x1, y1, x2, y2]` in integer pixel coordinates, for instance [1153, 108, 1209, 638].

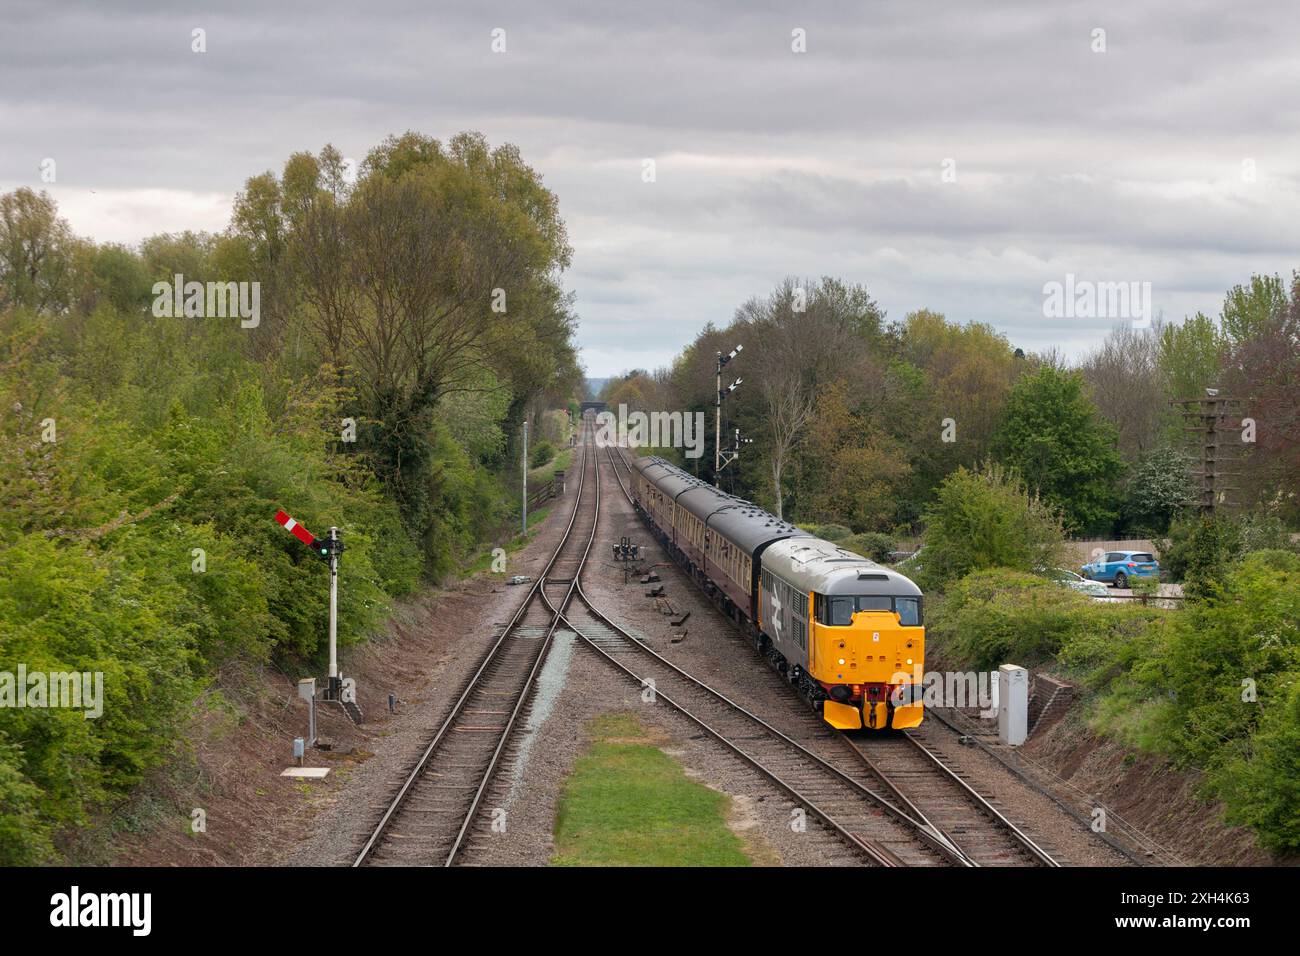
[522, 420, 529, 535]
[715, 352, 722, 476]
[328, 526, 339, 684]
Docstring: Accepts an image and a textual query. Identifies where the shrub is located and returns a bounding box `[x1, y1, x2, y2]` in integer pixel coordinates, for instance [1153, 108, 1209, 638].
[929, 566, 1166, 678]
[799, 523, 851, 542]
[1089, 550, 1300, 850]
[841, 531, 895, 562]
[1120, 446, 1195, 535]
[530, 439, 555, 469]
[919, 463, 1066, 590]
[928, 568, 1091, 670]
[1217, 679, 1300, 853]
[1160, 512, 1296, 597]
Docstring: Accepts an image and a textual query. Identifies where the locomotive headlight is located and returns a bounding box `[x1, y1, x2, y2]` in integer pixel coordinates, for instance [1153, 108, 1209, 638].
[838, 658, 845, 665]
[906, 659, 913, 665]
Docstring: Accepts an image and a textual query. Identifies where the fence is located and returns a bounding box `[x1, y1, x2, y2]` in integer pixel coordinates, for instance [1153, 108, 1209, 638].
[1065, 538, 1159, 563]
[527, 479, 555, 511]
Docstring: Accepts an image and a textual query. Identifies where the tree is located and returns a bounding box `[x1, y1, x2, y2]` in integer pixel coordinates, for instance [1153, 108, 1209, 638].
[1220, 273, 1289, 345]
[1221, 272, 1300, 520]
[1157, 312, 1225, 404]
[920, 462, 1067, 588]
[0, 188, 76, 311]
[1119, 445, 1195, 534]
[1081, 323, 1166, 461]
[259, 133, 580, 543]
[889, 310, 1019, 522]
[799, 380, 908, 531]
[1218, 678, 1300, 853]
[990, 365, 1124, 533]
[743, 276, 882, 518]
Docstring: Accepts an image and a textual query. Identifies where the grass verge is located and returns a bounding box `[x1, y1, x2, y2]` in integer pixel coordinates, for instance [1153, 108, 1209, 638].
[551, 713, 751, 867]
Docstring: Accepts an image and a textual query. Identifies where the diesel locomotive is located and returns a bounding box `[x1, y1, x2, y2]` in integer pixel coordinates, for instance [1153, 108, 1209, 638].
[628, 456, 924, 731]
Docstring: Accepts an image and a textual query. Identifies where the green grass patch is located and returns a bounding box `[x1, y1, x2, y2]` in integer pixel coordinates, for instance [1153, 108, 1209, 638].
[527, 446, 573, 488]
[551, 713, 751, 867]
[462, 503, 556, 577]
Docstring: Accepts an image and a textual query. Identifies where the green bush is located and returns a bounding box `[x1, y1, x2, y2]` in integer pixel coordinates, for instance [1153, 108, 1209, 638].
[798, 523, 851, 542]
[530, 439, 555, 469]
[1160, 512, 1297, 596]
[0, 156, 581, 861]
[929, 566, 1165, 679]
[1160, 513, 1240, 594]
[0, 533, 198, 863]
[0, 306, 427, 858]
[841, 531, 895, 562]
[0, 736, 53, 865]
[919, 463, 1066, 591]
[1217, 679, 1300, 853]
[1090, 550, 1300, 852]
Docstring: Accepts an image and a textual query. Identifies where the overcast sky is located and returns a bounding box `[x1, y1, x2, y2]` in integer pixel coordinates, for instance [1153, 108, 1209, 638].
[4, 0, 1298, 376]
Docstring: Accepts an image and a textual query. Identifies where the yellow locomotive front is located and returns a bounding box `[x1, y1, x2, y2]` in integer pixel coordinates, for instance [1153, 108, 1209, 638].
[811, 589, 925, 731]
[758, 539, 926, 732]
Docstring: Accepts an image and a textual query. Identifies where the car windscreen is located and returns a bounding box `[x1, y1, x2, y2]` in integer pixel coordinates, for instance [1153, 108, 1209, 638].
[1130, 553, 1154, 562]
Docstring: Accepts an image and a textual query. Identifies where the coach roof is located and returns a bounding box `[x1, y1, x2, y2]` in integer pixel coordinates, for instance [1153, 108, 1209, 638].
[638, 457, 806, 553]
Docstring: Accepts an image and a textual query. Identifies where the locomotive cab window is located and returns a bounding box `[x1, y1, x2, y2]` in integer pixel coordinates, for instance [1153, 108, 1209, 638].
[895, 597, 921, 626]
[815, 594, 922, 627]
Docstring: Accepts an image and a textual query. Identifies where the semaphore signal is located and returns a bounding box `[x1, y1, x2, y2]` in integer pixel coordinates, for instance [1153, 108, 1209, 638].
[275, 509, 335, 561]
[274, 510, 356, 723]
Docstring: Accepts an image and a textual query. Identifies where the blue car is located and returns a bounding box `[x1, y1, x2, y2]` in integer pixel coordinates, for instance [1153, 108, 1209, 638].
[1081, 550, 1160, 589]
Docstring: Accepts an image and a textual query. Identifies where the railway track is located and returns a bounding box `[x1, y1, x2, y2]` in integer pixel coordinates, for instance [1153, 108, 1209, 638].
[530, 442, 970, 866]
[353, 424, 600, 867]
[843, 732, 1060, 866]
[602, 444, 1062, 867]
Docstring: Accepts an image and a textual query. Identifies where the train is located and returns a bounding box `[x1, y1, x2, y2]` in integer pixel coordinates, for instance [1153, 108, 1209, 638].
[627, 455, 925, 731]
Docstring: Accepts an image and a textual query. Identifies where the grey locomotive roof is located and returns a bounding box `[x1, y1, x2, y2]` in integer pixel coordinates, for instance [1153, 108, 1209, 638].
[763, 537, 923, 596]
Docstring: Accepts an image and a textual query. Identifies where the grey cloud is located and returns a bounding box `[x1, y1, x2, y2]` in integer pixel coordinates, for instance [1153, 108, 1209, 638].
[2, 0, 1297, 374]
